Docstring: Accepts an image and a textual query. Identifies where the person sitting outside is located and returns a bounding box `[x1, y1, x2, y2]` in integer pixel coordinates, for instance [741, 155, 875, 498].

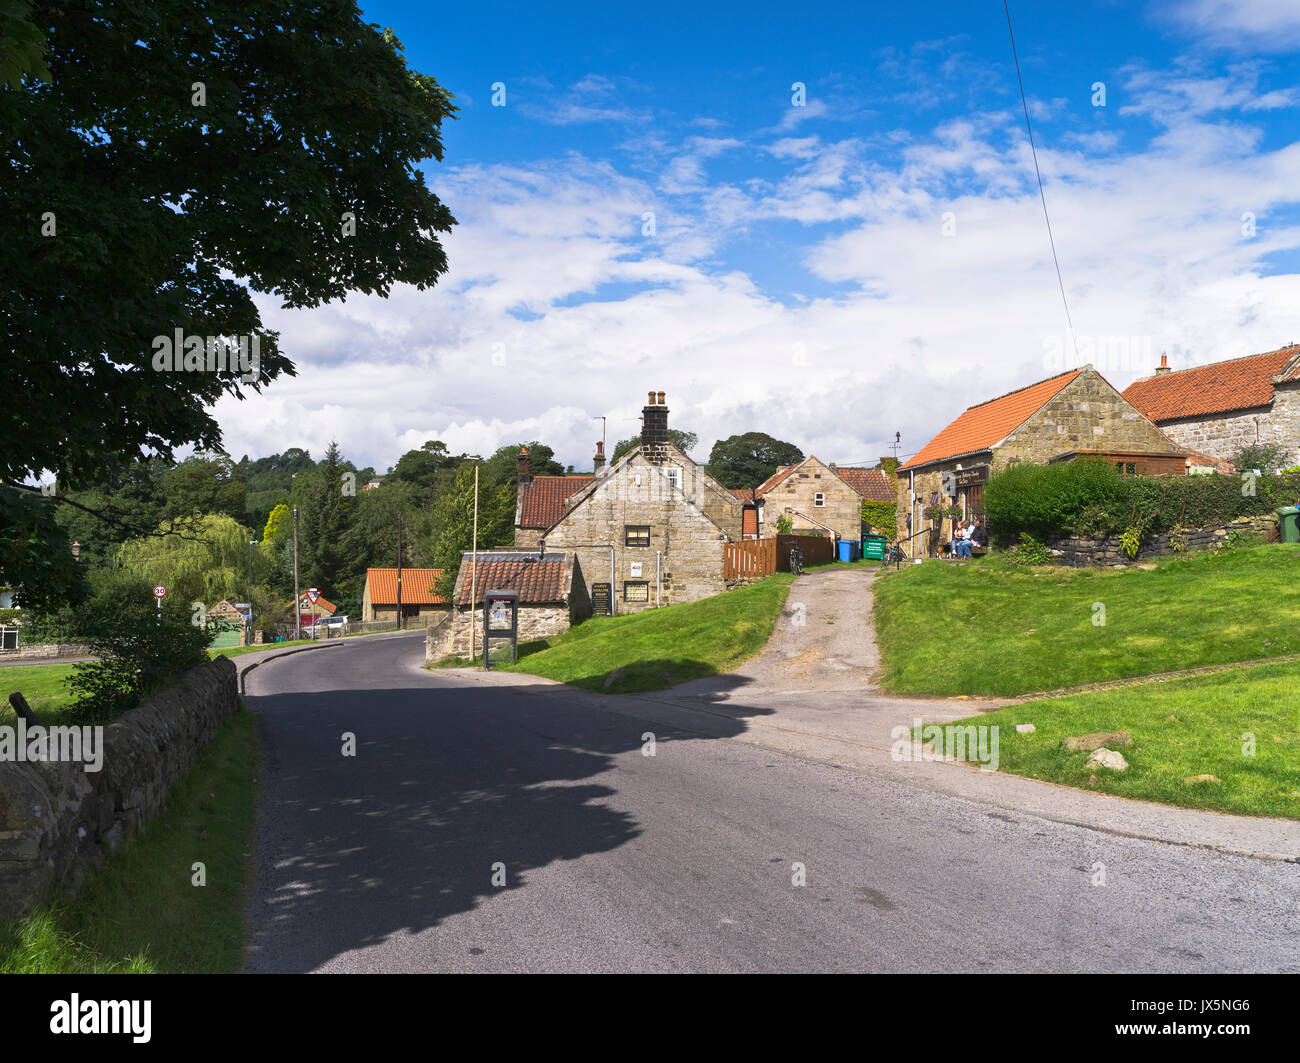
[970, 519, 989, 554]
[953, 520, 977, 558]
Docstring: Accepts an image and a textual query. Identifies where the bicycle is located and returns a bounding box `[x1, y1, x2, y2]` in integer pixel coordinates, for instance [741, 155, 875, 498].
[880, 540, 908, 570]
[788, 545, 804, 575]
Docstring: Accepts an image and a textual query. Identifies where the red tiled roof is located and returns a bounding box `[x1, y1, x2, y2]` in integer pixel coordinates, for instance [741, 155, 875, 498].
[366, 568, 446, 606]
[898, 369, 1085, 471]
[455, 553, 568, 606]
[1121, 345, 1300, 422]
[835, 467, 895, 501]
[754, 463, 800, 498]
[729, 487, 754, 501]
[517, 475, 594, 528]
[1181, 447, 1236, 474]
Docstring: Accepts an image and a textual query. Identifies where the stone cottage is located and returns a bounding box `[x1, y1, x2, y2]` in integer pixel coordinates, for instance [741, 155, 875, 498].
[752, 457, 895, 541]
[540, 391, 745, 613]
[361, 567, 447, 623]
[514, 447, 594, 549]
[1122, 345, 1300, 468]
[895, 365, 1186, 552]
[427, 550, 590, 660]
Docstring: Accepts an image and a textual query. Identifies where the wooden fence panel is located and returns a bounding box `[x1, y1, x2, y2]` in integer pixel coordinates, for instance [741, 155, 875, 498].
[725, 534, 835, 578]
[724, 538, 776, 579]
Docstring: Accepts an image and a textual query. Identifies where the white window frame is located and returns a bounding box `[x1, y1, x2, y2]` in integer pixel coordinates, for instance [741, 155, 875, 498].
[814, 492, 825, 507]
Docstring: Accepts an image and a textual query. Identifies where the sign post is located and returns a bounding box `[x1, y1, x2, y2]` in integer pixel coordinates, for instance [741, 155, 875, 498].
[306, 589, 320, 637]
[153, 584, 166, 626]
[482, 590, 519, 669]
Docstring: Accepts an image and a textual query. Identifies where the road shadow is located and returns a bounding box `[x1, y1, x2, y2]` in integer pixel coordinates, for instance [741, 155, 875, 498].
[244, 669, 774, 972]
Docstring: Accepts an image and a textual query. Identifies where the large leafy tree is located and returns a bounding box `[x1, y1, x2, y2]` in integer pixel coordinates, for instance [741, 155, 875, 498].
[297, 442, 361, 602]
[160, 455, 247, 523]
[3, 1, 457, 605]
[706, 432, 805, 489]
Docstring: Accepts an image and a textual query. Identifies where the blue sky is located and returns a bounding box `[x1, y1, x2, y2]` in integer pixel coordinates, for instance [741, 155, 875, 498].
[227, 0, 1300, 472]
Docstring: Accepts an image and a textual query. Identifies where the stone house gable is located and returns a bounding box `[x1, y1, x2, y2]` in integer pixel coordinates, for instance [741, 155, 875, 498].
[997, 367, 1184, 466]
[541, 444, 741, 612]
[754, 455, 862, 541]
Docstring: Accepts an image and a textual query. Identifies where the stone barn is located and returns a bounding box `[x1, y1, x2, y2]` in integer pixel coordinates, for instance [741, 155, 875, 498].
[427, 550, 591, 661]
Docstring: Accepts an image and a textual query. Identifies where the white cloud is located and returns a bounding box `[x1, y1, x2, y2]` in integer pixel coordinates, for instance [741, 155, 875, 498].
[1155, 0, 1300, 50]
[214, 63, 1300, 473]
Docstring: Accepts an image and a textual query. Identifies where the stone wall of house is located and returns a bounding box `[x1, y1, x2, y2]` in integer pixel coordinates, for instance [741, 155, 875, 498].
[429, 603, 572, 660]
[514, 527, 544, 550]
[0, 641, 94, 662]
[761, 457, 862, 540]
[998, 369, 1182, 467]
[1156, 385, 1299, 465]
[545, 450, 734, 613]
[1044, 514, 1277, 567]
[0, 656, 239, 920]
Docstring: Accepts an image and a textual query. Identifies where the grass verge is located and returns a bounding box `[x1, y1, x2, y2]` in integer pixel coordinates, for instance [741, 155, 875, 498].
[0, 707, 261, 972]
[434, 572, 796, 694]
[945, 659, 1300, 819]
[874, 543, 1300, 696]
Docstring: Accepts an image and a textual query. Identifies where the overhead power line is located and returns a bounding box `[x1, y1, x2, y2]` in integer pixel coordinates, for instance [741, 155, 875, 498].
[1002, 0, 1080, 365]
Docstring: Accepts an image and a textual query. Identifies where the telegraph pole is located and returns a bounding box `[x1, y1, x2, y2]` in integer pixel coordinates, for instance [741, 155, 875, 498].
[292, 506, 301, 641]
[396, 512, 403, 631]
[470, 458, 481, 660]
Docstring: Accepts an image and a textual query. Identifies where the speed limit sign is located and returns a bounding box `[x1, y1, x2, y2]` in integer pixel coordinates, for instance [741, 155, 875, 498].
[153, 585, 167, 598]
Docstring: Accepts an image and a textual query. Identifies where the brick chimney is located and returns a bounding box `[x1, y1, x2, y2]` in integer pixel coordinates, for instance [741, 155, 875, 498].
[1155, 353, 1171, 375]
[517, 446, 532, 488]
[641, 389, 669, 463]
[593, 440, 606, 476]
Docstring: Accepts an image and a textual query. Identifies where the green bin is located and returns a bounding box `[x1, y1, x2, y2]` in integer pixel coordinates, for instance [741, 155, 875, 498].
[861, 534, 887, 560]
[1278, 507, 1300, 543]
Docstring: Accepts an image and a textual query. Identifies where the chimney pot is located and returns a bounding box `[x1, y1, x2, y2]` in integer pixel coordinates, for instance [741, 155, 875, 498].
[1155, 353, 1171, 376]
[657, 391, 665, 405]
[648, 390, 656, 405]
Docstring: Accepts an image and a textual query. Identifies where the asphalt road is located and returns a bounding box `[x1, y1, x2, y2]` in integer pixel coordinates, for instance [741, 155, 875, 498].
[243, 632, 1300, 973]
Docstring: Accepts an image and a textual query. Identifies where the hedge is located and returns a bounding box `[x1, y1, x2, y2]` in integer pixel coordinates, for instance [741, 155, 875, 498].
[983, 459, 1300, 545]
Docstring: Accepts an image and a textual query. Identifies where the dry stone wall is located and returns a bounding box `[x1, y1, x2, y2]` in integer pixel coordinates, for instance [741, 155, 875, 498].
[0, 656, 239, 920]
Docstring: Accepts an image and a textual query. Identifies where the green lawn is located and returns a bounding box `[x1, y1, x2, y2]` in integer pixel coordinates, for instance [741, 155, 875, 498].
[0, 707, 260, 972]
[944, 659, 1300, 819]
[435, 573, 796, 694]
[0, 663, 77, 721]
[874, 543, 1300, 696]
[208, 639, 315, 659]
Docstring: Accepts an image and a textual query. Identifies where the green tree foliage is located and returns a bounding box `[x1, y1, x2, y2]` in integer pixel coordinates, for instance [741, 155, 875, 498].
[4, 2, 456, 607]
[482, 442, 564, 486]
[706, 432, 805, 489]
[66, 572, 212, 723]
[296, 443, 362, 601]
[238, 448, 316, 530]
[612, 429, 699, 463]
[428, 464, 516, 598]
[263, 503, 292, 548]
[160, 455, 247, 523]
[389, 440, 459, 492]
[116, 513, 265, 609]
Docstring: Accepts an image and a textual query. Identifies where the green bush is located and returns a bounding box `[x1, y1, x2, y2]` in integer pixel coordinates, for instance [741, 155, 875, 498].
[984, 459, 1123, 543]
[66, 572, 213, 724]
[1004, 532, 1052, 566]
[986, 459, 1286, 545]
[861, 499, 897, 534]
